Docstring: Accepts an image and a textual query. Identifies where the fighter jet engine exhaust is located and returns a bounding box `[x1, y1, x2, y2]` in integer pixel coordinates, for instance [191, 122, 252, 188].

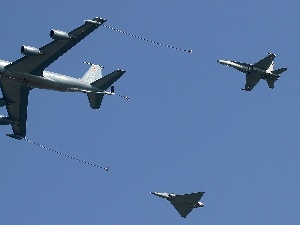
[20, 138, 109, 171]
[103, 24, 192, 54]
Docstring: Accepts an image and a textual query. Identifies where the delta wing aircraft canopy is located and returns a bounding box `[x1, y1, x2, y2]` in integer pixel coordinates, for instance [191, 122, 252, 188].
[151, 191, 205, 218]
[0, 17, 127, 139]
[217, 53, 287, 91]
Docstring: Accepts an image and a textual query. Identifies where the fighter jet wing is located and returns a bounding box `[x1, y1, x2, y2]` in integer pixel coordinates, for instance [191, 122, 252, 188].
[0, 79, 31, 138]
[244, 74, 260, 91]
[5, 17, 106, 76]
[172, 192, 205, 203]
[253, 53, 276, 70]
[232, 61, 251, 67]
[170, 201, 194, 218]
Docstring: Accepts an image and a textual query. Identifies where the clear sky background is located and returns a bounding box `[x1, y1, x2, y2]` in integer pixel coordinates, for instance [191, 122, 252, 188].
[1, 0, 300, 224]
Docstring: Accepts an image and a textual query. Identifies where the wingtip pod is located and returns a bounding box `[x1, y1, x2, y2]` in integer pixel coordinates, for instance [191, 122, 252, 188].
[187, 49, 192, 53]
[102, 167, 109, 171]
[268, 52, 276, 57]
[85, 17, 107, 25]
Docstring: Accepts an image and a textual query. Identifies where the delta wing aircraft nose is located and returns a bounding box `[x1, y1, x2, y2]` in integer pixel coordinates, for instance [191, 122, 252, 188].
[151, 192, 167, 198]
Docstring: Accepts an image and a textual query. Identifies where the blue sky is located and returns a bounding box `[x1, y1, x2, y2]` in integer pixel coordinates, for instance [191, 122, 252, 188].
[1, 0, 300, 224]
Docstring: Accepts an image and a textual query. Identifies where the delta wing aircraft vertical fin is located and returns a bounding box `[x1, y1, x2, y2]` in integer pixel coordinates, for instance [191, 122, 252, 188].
[5, 17, 106, 76]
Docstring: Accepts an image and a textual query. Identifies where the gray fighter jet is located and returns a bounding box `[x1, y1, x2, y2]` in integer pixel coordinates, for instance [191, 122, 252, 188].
[151, 191, 205, 218]
[0, 17, 127, 139]
[217, 53, 287, 91]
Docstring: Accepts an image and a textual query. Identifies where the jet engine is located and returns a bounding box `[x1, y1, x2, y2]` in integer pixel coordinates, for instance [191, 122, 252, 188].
[50, 29, 70, 40]
[21, 45, 42, 56]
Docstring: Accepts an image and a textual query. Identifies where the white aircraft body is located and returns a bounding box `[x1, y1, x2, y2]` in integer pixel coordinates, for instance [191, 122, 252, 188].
[151, 191, 205, 218]
[0, 17, 127, 139]
[217, 53, 287, 91]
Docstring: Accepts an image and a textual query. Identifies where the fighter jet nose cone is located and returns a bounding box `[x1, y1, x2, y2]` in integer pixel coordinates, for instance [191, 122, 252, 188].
[217, 60, 228, 65]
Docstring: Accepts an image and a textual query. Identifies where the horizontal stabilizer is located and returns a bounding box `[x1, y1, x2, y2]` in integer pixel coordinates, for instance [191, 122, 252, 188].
[87, 93, 104, 109]
[272, 67, 287, 75]
[91, 69, 126, 90]
[266, 78, 276, 89]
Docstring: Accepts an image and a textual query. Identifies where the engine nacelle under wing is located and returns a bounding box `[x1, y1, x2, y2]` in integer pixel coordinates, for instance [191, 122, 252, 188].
[21, 45, 42, 56]
[50, 29, 71, 40]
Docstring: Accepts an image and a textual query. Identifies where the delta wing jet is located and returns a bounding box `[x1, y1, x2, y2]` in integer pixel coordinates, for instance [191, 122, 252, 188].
[0, 17, 127, 139]
[217, 53, 287, 91]
[151, 191, 205, 218]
